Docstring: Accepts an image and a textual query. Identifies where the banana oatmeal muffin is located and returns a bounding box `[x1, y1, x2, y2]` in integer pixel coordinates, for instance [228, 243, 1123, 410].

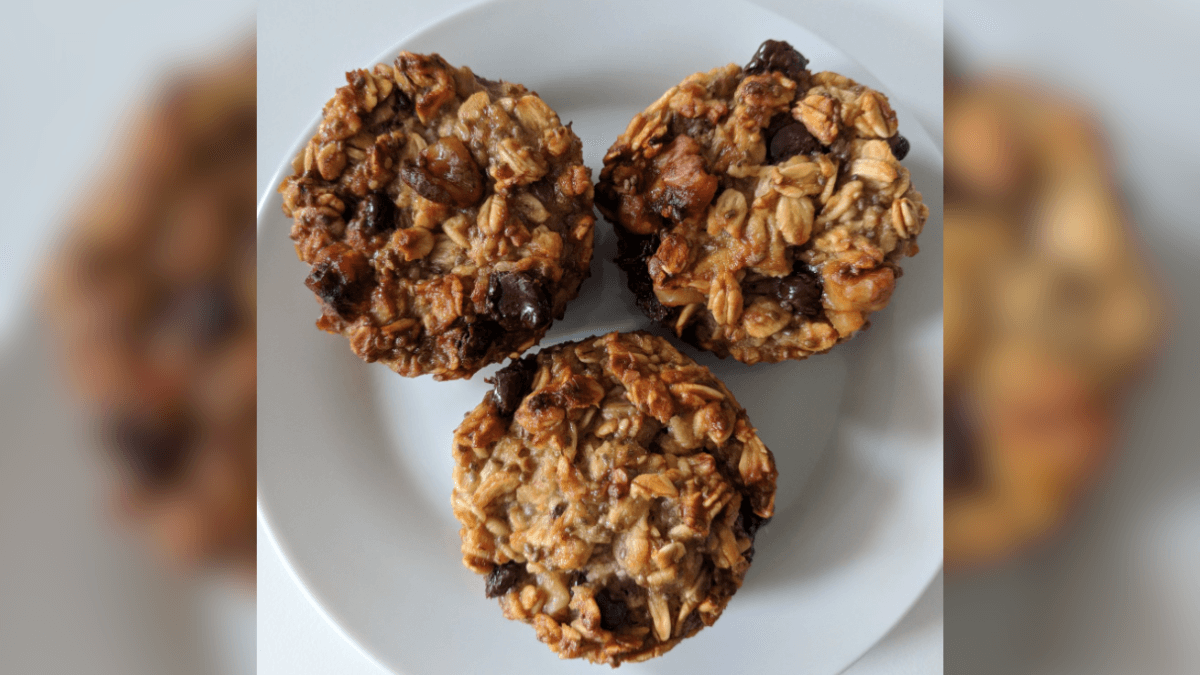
[597, 40, 928, 363]
[280, 52, 596, 380]
[452, 331, 777, 665]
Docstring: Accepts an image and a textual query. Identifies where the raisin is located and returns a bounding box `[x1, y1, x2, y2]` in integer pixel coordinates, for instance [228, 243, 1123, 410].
[486, 272, 552, 331]
[488, 355, 538, 417]
[108, 411, 194, 485]
[484, 561, 522, 599]
[888, 134, 911, 161]
[745, 39, 810, 82]
[595, 588, 631, 631]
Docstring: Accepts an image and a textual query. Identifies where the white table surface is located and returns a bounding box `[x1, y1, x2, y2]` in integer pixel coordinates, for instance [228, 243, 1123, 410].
[257, 1, 944, 674]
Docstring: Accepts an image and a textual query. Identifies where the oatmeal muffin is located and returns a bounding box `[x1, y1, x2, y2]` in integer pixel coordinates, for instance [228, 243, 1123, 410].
[943, 76, 1164, 569]
[596, 40, 928, 364]
[451, 332, 777, 665]
[46, 46, 257, 578]
[279, 52, 596, 380]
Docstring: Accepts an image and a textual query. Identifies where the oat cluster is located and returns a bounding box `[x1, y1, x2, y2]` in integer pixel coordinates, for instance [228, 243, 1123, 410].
[280, 52, 596, 380]
[452, 332, 776, 665]
[597, 41, 928, 363]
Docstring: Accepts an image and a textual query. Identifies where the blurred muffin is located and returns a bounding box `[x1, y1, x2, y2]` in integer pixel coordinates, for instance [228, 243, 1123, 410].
[45, 44, 256, 580]
[944, 76, 1164, 569]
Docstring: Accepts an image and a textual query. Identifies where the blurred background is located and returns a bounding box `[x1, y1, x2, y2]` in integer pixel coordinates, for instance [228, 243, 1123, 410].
[0, 1, 255, 674]
[944, 1, 1199, 674]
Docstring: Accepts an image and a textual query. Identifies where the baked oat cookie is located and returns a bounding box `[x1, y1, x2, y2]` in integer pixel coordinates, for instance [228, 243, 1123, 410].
[451, 332, 777, 665]
[46, 46, 257, 577]
[943, 76, 1164, 569]
[279, 52, 596, 380]
[596, 40, 928, 363]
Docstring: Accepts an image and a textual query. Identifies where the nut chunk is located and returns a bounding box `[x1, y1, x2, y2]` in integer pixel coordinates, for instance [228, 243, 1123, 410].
[451, 331, 777, 665]
[597, 39, 928, 365]
[279, 51, 596, 380]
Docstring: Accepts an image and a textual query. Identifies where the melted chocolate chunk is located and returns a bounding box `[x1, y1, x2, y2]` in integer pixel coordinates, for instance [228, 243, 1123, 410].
[488, 355, 538, 417]
[615, 229, 674, 322]
[358, 191, 396, 234]
[769, 122, 822, 163]
[744, 39, 810, 82]
[485, 561, 523, 599]
[305, 259, 365, 316]
[680, 610, 704, 636]
[748, 266, 824, 318]
[108, 411, 193, 485]
[552, 503, 566, 518]
[595, 588, 632, 631]
[888, 134, 911, 161]
[486, 272, 552, 331]
[774, 266, 824, 317]
[457, 319, 499, 366]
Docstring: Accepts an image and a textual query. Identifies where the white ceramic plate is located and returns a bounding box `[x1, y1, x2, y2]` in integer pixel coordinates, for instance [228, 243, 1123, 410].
[258, 1, 943, 673]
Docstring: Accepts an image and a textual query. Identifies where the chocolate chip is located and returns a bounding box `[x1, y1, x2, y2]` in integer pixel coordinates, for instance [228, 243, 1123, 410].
[888, 134, 911, 161]
[486, 272, 552, 331]
[744, 39, 810, 82]
[614, 229, 674, 323]
[457, 319, 498, 366]
[484, 561, 523, 599]
[488, 355, 538, 417]
[769, 123, 822, 163]
[305, 259, 364, 316]
[358, 191, 396, 234]
[552, 503, 566, 518]
[108, 411, 194, 485]
[680, 610, 704, 636]
[752, 265, 824, 318]
[595, 588, 631, 631]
